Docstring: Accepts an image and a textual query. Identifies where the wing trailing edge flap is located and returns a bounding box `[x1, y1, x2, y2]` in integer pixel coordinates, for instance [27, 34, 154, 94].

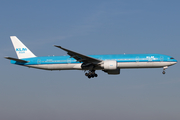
[54, 45, 102, 64]
[5, 57, 29, 63]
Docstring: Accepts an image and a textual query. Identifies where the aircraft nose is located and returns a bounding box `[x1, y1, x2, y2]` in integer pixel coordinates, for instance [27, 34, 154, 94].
[172, 59, 178, 65]
[175, 59, 178, 63]
[170, 57, 178, 64]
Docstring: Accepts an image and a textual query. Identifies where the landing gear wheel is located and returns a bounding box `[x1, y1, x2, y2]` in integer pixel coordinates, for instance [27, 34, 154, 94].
[85, 73, 88, 76]
[162, 71, 165, 74]
[84, 70, 98, 78]
[94, 74, 98, 77]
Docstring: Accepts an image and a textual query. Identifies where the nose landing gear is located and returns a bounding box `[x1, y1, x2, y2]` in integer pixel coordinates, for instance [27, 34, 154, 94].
[85, 70, 98, 79]
[162, 66, 168, 74]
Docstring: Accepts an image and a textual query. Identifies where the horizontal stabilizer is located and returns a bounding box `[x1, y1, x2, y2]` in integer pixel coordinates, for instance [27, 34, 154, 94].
[5, 57, 29, 63]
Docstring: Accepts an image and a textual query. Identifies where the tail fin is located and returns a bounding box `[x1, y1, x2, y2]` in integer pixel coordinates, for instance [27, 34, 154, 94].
[10, 36, 36, 59]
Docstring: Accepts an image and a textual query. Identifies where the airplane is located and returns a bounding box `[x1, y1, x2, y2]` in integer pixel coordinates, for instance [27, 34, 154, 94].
[5, 36, 177, 79]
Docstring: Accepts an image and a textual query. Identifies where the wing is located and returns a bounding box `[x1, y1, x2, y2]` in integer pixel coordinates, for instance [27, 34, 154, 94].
[54, 45, 102, 64]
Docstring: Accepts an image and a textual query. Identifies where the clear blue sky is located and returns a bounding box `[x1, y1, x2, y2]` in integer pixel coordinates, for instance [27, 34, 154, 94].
[1, 0, 180, 120]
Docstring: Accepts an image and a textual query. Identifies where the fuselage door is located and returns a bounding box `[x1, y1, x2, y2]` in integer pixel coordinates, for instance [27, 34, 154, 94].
[37, 59, 41, 64]
[67, 58, 71, 64]
[136, 56, 139, 62]
[160, 56, 163, 62]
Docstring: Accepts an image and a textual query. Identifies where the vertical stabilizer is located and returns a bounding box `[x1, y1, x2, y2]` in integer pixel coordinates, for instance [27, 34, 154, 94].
[10, 36, 36, 59]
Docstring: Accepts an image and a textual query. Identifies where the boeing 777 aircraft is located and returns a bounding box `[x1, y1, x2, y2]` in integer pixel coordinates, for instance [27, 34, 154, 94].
[5, 36, 177, 78]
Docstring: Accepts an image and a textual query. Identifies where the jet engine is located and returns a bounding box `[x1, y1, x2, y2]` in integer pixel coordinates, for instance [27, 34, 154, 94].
[103, 60, 117, 70]
[102, 60, 120, 74]
[103, 69, 120, 75]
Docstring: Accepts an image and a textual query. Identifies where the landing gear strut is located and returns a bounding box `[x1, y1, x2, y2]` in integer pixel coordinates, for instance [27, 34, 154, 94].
[162, 66, 168, 74]
[85, 70, 98, 79]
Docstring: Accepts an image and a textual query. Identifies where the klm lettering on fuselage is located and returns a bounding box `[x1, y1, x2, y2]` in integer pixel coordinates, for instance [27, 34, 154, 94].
[146, 56, 157, 61]
[16, 48, 27, 53]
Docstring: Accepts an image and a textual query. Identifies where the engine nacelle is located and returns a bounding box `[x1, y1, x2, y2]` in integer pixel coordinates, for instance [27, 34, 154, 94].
[103, 60, 117, 70]
[103, 69, 120, 75]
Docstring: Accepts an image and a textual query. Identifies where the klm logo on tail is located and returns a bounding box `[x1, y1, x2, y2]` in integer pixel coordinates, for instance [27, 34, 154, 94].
[16, 48, 27, 53]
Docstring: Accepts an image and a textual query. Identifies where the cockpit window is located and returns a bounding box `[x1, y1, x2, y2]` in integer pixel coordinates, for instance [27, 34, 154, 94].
[170, 57, 174, 59]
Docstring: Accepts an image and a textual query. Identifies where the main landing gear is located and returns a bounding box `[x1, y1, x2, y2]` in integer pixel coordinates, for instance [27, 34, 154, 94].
[85, 70, 98, 79]
[162, 66, 168, 74]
